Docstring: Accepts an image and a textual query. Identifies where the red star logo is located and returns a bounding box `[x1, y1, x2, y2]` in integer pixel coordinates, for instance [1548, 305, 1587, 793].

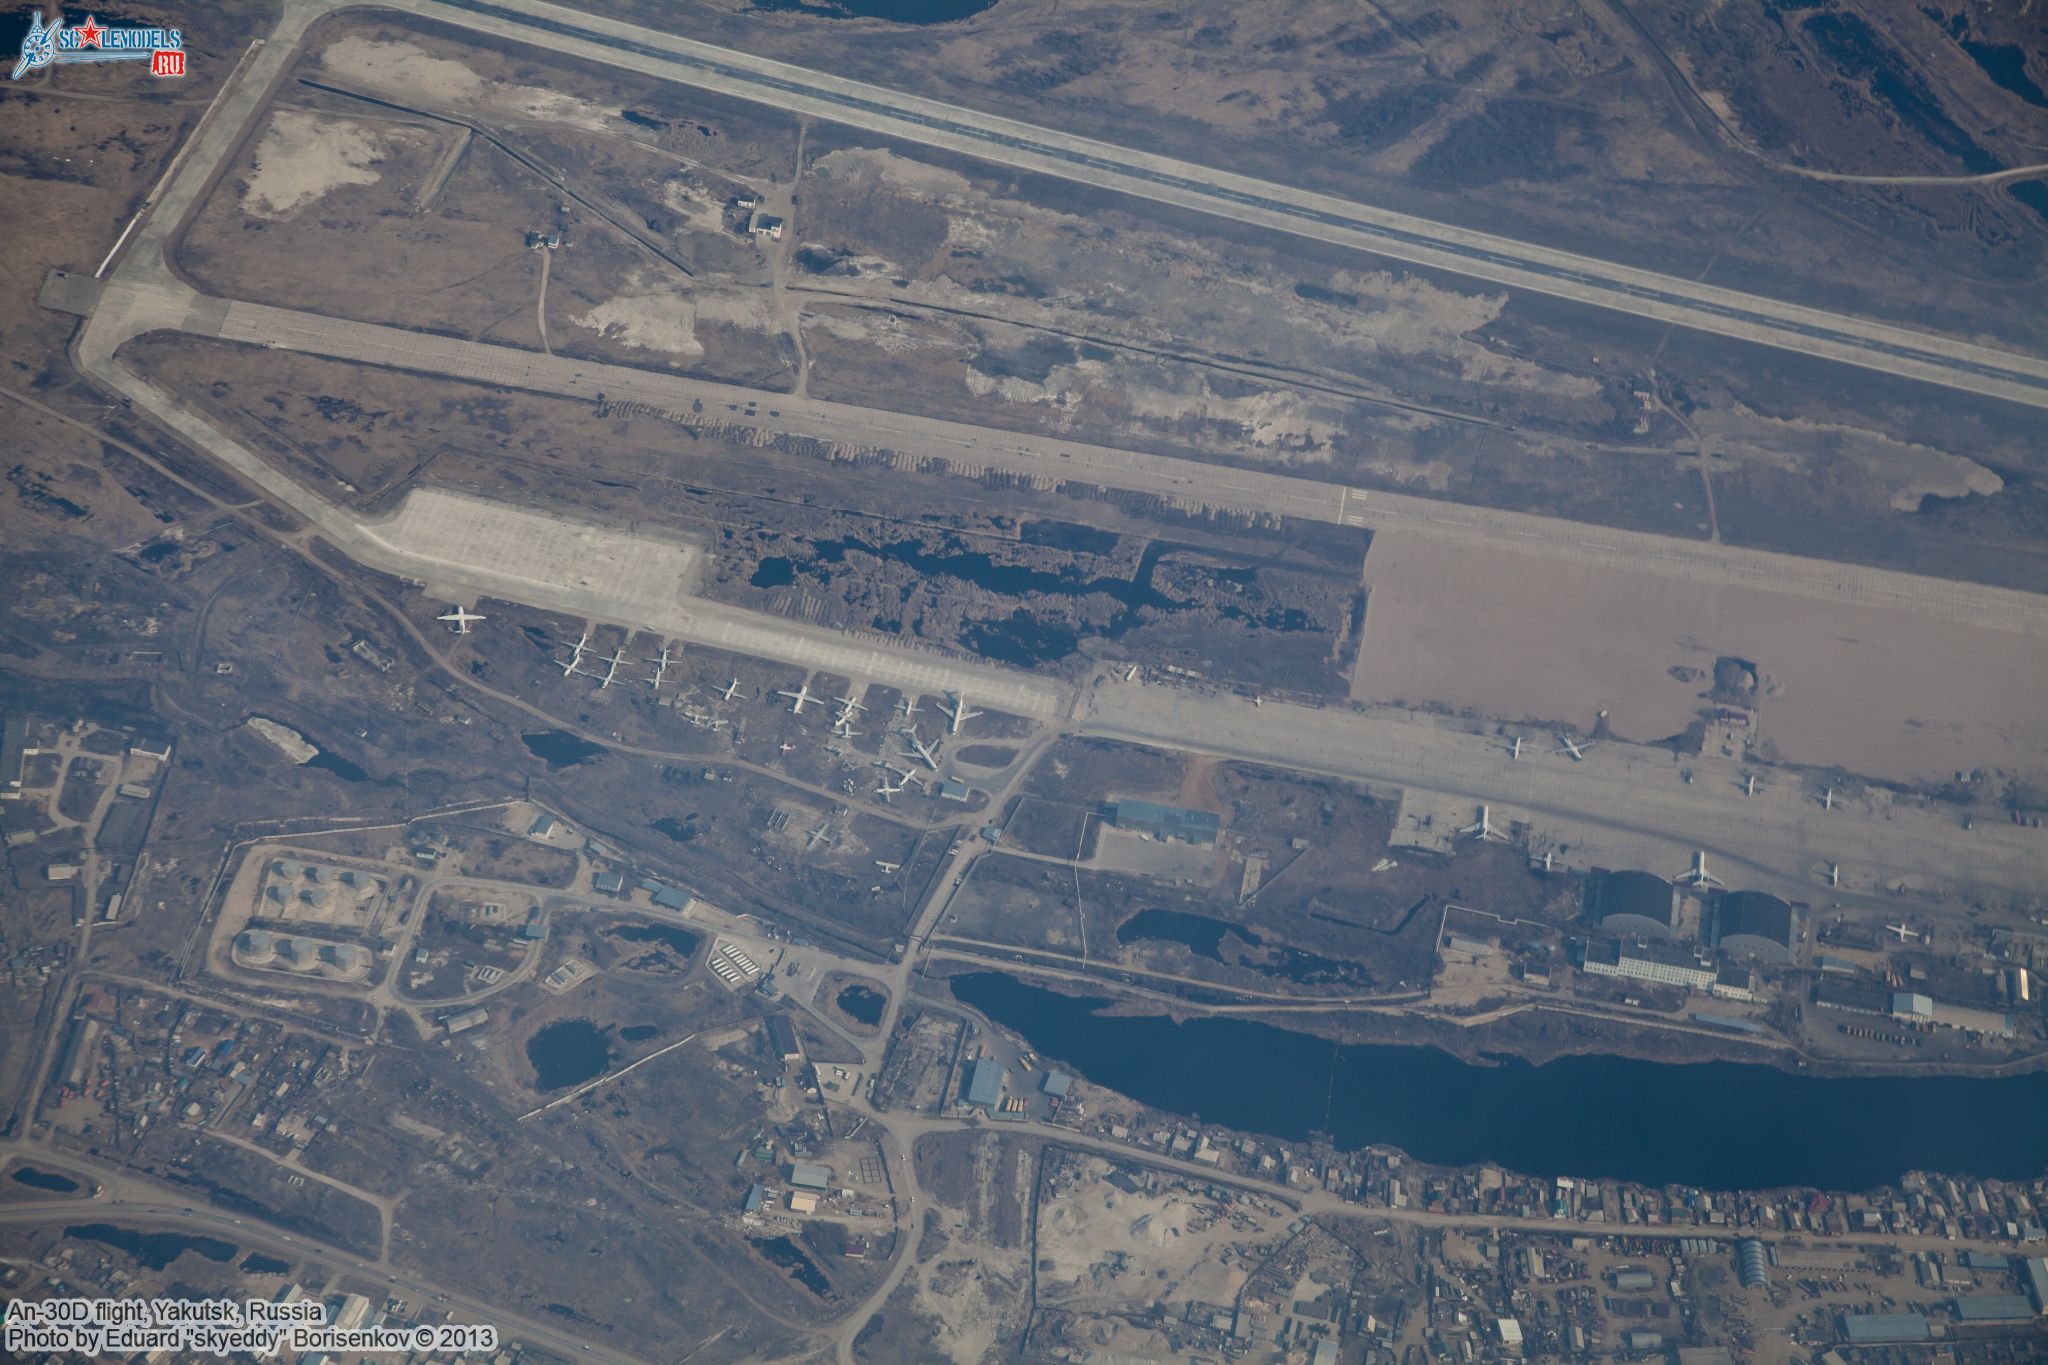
[75, 16, 103, 48]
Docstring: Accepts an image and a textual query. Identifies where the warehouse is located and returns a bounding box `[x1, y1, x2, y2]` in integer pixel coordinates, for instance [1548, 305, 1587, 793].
[1839, 1312, 1929, 1344]
[1107, 799, 1220, 846]
[1951, 1295, 2036, 1322]
[789, 1162, 832, 1191]
[963, 1058, 1005, 1109]
[764, 1014, 801, 1062]
[1587, 869, 1679, 940]
[1709, 890, 1795, 962]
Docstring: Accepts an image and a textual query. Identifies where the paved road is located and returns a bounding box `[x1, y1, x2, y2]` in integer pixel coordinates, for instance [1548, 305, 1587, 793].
[363, 0, 2048, 409]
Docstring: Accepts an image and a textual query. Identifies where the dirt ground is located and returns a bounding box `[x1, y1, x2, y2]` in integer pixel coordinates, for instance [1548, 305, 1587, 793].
[1351, 530, 2048, 783]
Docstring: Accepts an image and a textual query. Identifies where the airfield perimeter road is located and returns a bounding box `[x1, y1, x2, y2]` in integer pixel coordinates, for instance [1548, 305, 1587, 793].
[57, 0, 2048, 907]
[67, 280, 2048, 642]
[348, 0, 2048, 410]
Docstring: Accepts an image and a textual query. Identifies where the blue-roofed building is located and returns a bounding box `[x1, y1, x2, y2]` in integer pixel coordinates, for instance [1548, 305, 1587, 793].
[1960, 1252, 2008, 1270]
[1951, 1295, 2035, 1322]
[1108, 799, 1220, 846]
[742, 1184, 767, 1214]
[1041, 1071, 1071, 1098]
[527, 812, 557, 838]
[935, 779, 971, 802]
[1839, 1312, 1929, 1344]
[964, 1058, 1004, 1108]
[2025, 1256, 2048, 1312]
[592, 870, 624, 894]
[651, 885, 687, 911]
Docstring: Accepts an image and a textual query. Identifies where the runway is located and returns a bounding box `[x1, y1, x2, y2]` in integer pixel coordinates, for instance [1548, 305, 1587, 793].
[355, 0, 2048, 410]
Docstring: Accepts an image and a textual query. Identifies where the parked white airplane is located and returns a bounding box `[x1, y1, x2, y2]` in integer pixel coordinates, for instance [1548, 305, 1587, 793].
[1554, 733, 1598, 761]
[437, 607, 485, 634]
[875, 780, 906, 800]
[560, 630, 591, 677]
[1458, 805, 1510, 843]
[1505, 735, 1523, 760]
[939, 693, 983, 736]
[718, 678, 742, 703]
[834, 694, 866, 715]
[874, 860, 901, 874]
[1825, 862, 1840, 888]
[1741, 773, 1759, 797]
[1821, 786, 1835, 812]
[896, 695, 921, 719]
[1676, 850, 1724, 888]
[1886, 922, 1921, 943]
[900, 728, 941, 771]
[805, 824, 836, 851]
[777, 683, 819, 714]
[646, 643, 674, 688]
[595, 648, 626, 689]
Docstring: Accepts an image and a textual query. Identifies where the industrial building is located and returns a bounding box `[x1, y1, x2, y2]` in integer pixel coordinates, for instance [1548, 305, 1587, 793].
[1106, 799, 1220, 846]
[1586, 869, 1679, 940]
[1041, 1071, 1071, 1098]
[1813, 978, 1892, 1016]
[964, 1057, 1005, 1108]
[2023, 1256, 2048, 1313]
[764, 1014, 801, 1062]
[1736, 1239, 1768, 1288]
[443, 1007, 488, 1034]
[1838, 1312, 1929, 1344]
[1580, 939, 1716, 991]
[788, 1163, 832, 1190]
[1709, 890, 1795, 962]
[1950, 1295, 2036, 1322]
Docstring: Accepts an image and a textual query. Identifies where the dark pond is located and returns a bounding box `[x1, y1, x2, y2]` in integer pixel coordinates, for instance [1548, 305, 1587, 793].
[611, 922, 702, 955]
[10, 1166, 81, 1192]
[837, 984, 887, 1026]
[239, 1252, 292, 1275]
[521, 730, 605, 768]
[952, 972, 2048, 1190]
[1117, 908, 1258, 963]
[618, 1024, 660, 1043]
[526, 1019, 612, 1089]
[753, 0, 993, 22]
[763, 535, 1320, 667]
[755, 1235, 832, 1294]
[304, 751, 368, 782]
[1115, 909, 1359, 984]
[751, 556, 797, 587]
[64, 1224, 236, 1272]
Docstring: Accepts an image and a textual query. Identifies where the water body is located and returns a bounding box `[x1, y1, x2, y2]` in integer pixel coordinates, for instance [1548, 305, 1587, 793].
[618, 1024, 660, 1043]
[64, 1224, 236, 1272]
[952, 972, 2048, 1190]
[240, 1252, 292, 1275]
[767, 534, 1316, 667]
[1959, 41, 2048, 109]
[755, 1235, 832, 1295]
[521, 730, 605, 769]
[304, 751, 368, 782]
[1117, 908, 1260, 963]
[10, 1166, 81, 1193]
[610, 922, 702, 956]
[526, 1019, 612, 1089]
[837, 984, 886, 1026]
